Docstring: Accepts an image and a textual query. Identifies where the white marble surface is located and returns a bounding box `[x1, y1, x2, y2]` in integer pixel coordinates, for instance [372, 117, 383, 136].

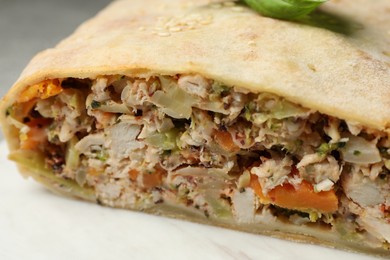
[0, 141, 378, 260]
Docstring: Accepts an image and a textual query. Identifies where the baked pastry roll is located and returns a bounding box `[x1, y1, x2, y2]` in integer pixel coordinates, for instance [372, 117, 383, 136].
[1, 0, 390, 257]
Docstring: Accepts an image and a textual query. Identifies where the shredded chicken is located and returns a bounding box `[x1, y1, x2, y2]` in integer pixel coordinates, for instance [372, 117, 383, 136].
[10, 73, 390, 249]
[298, 155, 341, 184]
[251, 157, 293, 193]
[91, 77, 111, 102]
[178, 74, 210, 99]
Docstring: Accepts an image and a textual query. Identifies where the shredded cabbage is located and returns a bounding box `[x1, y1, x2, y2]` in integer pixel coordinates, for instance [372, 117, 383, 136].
[150, 77, 197, 119]
[65, 136, 80, 170]
[247, 94, 309, 125]
[145, 129, 179, 150]
[205, 193, 232, 219]
[316, 141, 346, 156]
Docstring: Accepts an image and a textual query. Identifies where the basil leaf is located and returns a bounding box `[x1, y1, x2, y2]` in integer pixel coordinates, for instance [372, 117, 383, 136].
[243, 0, 328, 20]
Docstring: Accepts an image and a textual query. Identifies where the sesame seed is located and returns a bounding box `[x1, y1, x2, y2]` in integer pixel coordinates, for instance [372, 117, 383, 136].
[157, 16, 170, 23]
[158, 4, 168, 9]
[152, 14, 214, 34]
[199, 20, 212, 25]
[158, 32, 171, 37]
[307, 64, 317, 72]
[210, 3, 222, 9]
[186, 21, 197, 27]
[169, 27, 182, 32]
[231, 6, 245, 12]
[165, 21, 177, 27]
[154, 27, 165, 31]
[223, 1, 236, 7]
[138, 27, 145, 31]
[248, 40, 256, 46]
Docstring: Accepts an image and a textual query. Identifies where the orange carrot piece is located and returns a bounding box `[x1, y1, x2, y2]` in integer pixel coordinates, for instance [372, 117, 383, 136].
[40, 80, 63, 99]
[250, 174, 338, 213]
[18, 85, 41, 103]
[142, 167, 166, 189]
[250, 174, 270, 203]
[20, 99, 38, 118]
[20, 130, 42, 150]
[143, 171, 163, 189]
[214, 130, 240, 152]
[88, 167, 103, 177]
[20, 118, 52, 150]
[18, 80, 63, 103]
[268, 181, 338, 213]
[128, 169, 139, 182]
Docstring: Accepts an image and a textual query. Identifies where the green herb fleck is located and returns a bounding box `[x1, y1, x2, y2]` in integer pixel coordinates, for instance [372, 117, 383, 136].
[337, 142, 346, 148]
[353, 150, 361, 156]
[379, 147, 389, 154]
[244, 102, 256, 121]
[316, 142, 345, 156]
[309, 211, 322, 222]
[91, 100, 101, 109]
[95, 150, 108, 162]
[211, 82, 230, 96]
[162, 150, 172, 157]
[5, 106, 12, 117]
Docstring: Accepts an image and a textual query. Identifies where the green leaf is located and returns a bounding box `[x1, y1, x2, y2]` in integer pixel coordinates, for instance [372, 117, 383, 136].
[243, 0, 328, 20]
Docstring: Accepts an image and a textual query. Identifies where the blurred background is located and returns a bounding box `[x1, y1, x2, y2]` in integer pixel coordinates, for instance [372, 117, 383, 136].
[0, 0, 112, 98]
[0, 0, 111, 139]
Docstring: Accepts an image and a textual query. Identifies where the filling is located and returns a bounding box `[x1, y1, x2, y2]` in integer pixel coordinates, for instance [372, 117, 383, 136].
[6, 74, 390, 250]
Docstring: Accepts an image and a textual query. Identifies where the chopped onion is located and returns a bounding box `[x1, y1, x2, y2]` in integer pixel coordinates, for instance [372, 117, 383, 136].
[341, 136, 381, 164]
